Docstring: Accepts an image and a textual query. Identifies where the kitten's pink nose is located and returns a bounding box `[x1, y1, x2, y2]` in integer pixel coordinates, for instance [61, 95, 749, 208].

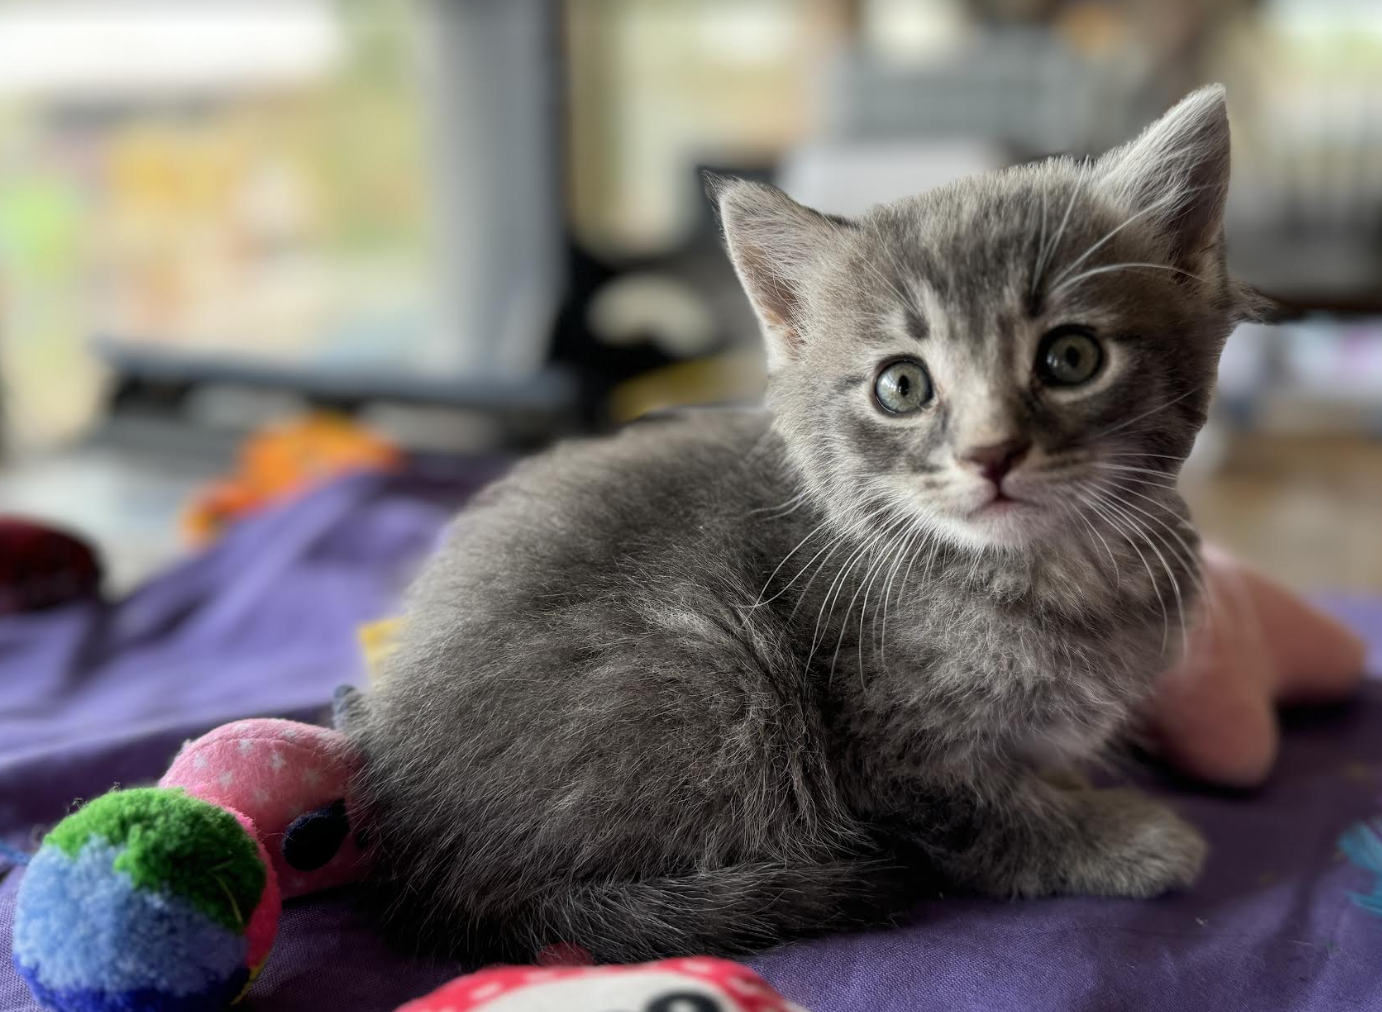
[961, 438, 1031, 485]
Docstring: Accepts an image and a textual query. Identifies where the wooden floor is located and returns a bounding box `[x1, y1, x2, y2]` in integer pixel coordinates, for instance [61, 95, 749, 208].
[1183, 434, 1382, 595]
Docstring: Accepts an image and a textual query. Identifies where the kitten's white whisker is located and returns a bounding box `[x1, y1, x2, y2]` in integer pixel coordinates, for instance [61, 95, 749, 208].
[892, 525, 943, 655]
[748, 515, 836, 611]
[856, 514, 923, 680]
[754, 500, 894, 612]
[748, 490, 810, 519]
[828, 512, 912, 686]
[1100, 452, 1188, 463]
[1080, 490, 1169, 652]
[1061, 498, 1120, 587]
[878, 521, 928, 666]
[1088, 486, 1189, 658]
[811, 511, 905, 676]
[1092, 385, 1203, 441]
[1092, 463, 1180, 491]
[1092, 479, 1207, 603]
[816, 528, 899, 684]
[786, 537, 849, 623]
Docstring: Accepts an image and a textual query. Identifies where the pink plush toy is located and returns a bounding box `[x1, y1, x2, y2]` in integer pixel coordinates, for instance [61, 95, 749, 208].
[1143, 545, 1367, 786]
[161, 717, 368, 899]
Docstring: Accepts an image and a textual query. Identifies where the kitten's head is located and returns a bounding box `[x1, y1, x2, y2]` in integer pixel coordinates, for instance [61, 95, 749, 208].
[718, 85, 1276, 552]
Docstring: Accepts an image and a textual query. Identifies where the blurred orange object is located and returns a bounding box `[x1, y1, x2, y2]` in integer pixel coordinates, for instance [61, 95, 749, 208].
[183, 414, 403, 543]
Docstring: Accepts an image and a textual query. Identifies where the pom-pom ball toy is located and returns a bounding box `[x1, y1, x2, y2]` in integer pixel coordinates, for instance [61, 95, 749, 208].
[11, 717, 365, 1011]
[13, 789, 278, 1011]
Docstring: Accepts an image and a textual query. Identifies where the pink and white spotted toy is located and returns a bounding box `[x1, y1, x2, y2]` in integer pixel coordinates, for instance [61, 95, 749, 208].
[394, 958, 808, 1012]
[161, 716, 367, 899]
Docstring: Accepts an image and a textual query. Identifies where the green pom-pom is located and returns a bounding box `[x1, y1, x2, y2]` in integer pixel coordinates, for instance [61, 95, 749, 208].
[46, 787, 265, 932]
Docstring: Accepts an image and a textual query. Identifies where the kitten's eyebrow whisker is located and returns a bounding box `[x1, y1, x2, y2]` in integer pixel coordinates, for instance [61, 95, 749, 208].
[865, 219, 929, 326]
[1032, 163, 1087, 301]
[1052, 261, 1204, 295]
[1029, 186, 1049, 300]
[1049, 185, 1193, 290]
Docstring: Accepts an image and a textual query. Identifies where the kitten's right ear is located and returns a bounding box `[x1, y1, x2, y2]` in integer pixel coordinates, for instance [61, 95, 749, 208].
[710, 175, 842, 370]
[1097, 85, 1231, 272]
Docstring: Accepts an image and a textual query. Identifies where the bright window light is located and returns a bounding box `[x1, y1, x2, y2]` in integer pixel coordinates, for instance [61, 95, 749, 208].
[0, 0, 343, 97]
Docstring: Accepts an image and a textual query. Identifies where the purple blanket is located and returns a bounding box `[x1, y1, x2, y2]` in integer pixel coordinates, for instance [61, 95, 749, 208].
[3, 471, 1381, 1011]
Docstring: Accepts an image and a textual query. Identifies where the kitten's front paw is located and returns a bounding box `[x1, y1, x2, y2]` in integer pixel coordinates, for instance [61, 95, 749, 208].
[1064, 788, 1207, 898]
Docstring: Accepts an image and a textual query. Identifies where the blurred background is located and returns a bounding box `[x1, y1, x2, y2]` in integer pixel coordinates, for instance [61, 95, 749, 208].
[0, 0, 1379, 595]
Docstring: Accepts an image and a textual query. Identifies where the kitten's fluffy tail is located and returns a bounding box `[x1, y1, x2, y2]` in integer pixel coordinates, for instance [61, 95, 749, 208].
[370, 856, 913, 964]
[487, 859, 910, 963]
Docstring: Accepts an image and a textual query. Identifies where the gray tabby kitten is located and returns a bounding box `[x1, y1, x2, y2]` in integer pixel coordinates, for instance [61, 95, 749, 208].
[350, 86, 1277, 963]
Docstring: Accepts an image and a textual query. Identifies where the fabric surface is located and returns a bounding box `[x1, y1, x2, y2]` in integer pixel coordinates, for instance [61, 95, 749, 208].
[0, 467, 496, 845]
[3, 468, 1382, 1011]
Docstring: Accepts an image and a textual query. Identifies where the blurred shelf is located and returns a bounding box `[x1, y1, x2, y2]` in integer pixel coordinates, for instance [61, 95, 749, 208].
[96, 338, 579, 414]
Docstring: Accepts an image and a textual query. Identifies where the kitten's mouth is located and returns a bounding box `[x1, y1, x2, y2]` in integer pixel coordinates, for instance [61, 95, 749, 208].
[975, 489, 1027, 514]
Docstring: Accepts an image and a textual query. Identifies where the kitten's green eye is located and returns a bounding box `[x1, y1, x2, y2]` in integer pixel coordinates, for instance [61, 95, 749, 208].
[1037, 327, 1103, 387]
[874, 359, 932, 414]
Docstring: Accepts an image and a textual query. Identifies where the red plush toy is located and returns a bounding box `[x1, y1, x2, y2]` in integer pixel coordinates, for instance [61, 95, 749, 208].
[0, 516, 102, 616]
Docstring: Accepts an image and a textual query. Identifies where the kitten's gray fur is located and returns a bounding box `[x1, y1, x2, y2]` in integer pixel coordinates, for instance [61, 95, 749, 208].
[350, 86, 1276, 962]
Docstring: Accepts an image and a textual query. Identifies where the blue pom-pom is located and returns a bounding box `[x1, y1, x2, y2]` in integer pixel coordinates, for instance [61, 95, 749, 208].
[13, 839, 249, 1012]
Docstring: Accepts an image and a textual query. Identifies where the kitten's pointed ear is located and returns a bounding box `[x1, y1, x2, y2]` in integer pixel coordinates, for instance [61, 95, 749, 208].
[711, 175, 842, 370]
[1098, 85, 1231, 270]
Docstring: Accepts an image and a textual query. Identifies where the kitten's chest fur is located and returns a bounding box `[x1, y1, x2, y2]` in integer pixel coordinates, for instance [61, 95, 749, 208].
[755, 510, 1177, 778]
